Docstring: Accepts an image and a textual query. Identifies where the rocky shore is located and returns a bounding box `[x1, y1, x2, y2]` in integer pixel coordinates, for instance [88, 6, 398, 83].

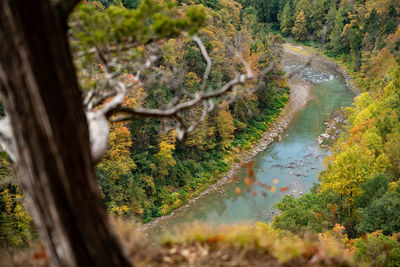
[316, 110, 348, 148]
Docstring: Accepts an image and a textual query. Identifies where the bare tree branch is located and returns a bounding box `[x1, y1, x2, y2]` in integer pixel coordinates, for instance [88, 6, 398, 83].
[80, 34, 277, 160]
[86, 110, 109, 162]
[187, 101, 209, 133]
[0, 116, 16, 161]
[193, 35, 212, 92]
[112, 73, 243, 118]
[100, 82, 127, 117]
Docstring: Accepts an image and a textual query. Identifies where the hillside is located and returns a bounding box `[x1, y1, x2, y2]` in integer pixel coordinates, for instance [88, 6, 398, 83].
[0, 0, 400, 266]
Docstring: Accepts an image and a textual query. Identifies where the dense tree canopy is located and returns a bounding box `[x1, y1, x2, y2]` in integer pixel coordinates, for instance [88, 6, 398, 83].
[0, 0, 400, 265]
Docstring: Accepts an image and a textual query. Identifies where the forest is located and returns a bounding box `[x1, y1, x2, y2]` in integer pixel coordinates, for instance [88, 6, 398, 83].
[0, 0, 400, 266]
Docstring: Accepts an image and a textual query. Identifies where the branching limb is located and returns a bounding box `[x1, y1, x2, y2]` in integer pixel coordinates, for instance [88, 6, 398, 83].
[0, 116, 16, 161]
[187, 101, 209, 133]
[83, 35, 276, 161]
[112, 73, 244, 118]
[86, 110, 109, 163]
[193, 35, 212, 92]
[100, 82, 127, 117]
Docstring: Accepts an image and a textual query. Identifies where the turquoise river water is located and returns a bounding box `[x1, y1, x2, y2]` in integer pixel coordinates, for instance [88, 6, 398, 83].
[150, 59, 354, 237]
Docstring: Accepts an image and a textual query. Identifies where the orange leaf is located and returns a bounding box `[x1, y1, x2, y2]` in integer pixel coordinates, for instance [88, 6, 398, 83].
[248, 162, 255, 177]
[235, 187, 241, 194]
[248, 161, 255, 169]
[270, 186, 276, 193]
[248, 169, 254, 177]
[244, 178, 252, 185]
[252, 191, 258, 197]
[273, 178, 278, 184]
[279, 186, 289, 192]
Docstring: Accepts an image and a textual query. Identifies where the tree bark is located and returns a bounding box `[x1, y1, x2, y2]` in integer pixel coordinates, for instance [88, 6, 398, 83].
[0, 1, 130, 266]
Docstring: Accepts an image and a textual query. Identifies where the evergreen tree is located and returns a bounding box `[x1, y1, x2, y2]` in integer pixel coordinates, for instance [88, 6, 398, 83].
[294, 0, 311, 28]
[292, 10, 308, 41]
[280, 1, 294, 36]
[329, 9, 345, 54]
[357, 191, 400, 235]
[384, 5, 398, 35]
[321, 4, 337, 43]
[253, 0, 280, 23]
[363, 8, 381, 49]
[122, 0, 141, 9]
[310, 0, 326, 34]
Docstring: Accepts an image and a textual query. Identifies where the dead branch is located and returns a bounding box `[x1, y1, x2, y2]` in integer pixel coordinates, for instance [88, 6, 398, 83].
[0, 116, 16, 161]
[79, 34, 276, 161]
[192, 35, 212, 92]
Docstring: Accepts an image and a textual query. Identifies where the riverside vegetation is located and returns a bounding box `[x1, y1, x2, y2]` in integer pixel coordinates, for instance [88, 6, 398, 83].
[1, 0, 400, 266]
[1, 0, 289, 247]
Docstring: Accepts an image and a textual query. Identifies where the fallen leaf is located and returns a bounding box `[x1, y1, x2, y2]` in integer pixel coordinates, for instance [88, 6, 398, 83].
[248, 161, 255, 169]
[248, 169, 255, 177]
[280, 186, 289, 192]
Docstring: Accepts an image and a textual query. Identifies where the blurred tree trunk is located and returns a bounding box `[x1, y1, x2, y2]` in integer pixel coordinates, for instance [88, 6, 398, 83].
[0, 1, 130, 266]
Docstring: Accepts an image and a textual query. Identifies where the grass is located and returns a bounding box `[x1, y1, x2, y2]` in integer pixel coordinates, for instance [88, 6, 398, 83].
[1, 220, 357, 266]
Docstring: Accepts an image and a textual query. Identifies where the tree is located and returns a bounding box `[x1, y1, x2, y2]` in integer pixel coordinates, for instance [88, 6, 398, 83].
[216, 101, 236, 149]
[253, 0, 279, 23]
[310, 0, 325, 34]
[320, 4, 337, 43]
[294, 0, 311, 27]
[357, 191, 400, 235]
[363, 8, 381, 50]
[384, 5, 398, 35]
[273, 193, 333, 233]
[154, 132, 177, 177]
[122, 0, 141, 9]
[0, 1, 131, 265]
[385, 131, 400, 178]
[0, 0, 275, 265]
[355, 174, 389, 210]
[0, 157, 33, 247]
[279, 1, 294, 36]
[292, 10, 308, 41]
[329, 9, 345, 54]
[320, 145, 375, 215]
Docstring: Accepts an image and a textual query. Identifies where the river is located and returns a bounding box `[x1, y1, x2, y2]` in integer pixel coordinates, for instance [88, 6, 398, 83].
[149, 44, 354, 238]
